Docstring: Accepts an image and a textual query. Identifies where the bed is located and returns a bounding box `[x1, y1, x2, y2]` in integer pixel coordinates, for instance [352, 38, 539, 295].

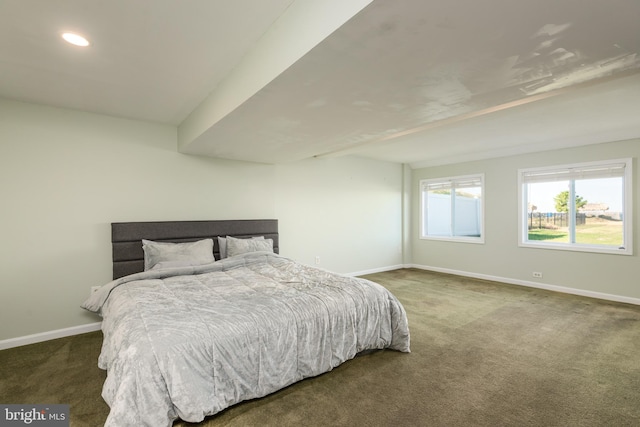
[82, 219, 411, 427]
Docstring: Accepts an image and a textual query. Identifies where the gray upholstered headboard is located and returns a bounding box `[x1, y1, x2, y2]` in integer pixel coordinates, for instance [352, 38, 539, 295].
[111, 219, 279, 279]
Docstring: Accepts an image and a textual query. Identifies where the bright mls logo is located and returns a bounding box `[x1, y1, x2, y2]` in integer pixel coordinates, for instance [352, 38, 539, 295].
[0, 405, 69, 426]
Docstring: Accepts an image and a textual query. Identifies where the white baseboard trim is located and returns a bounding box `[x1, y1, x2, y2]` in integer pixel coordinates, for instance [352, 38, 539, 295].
[5, 263, 634, 351]
[409, 264, 640, 306]
[347, 264, 406, 277]
[0, 322, 102, 351]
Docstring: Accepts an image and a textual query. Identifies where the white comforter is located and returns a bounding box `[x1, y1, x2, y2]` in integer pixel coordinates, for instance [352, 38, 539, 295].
[82, 252, 410, 427]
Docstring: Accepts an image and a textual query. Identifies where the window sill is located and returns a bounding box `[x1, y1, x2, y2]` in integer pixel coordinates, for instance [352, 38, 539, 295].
[420, 236, 485, 244]
[519, 241, 632, 256]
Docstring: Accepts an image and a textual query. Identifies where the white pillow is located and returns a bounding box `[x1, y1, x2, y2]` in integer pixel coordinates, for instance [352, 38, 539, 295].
[142, 238, 214, 271]
[218, 235, 264, 259]
[226, 236, 273, 258]
[150, 261, 199, 271]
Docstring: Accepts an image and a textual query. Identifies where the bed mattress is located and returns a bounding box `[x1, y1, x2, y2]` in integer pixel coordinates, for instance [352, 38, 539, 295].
[82, 252, 410, 426]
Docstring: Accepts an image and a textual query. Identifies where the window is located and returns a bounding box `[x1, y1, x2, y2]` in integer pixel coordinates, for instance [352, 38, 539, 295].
[420, 174, 484, 243]
[518, 158, 632, 255]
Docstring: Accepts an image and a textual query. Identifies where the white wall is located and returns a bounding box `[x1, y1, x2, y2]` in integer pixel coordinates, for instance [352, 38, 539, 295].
[275, 156, 403, 273]
[0, 99, 403, 342]
[8, 95, 633, 343]
[411, 139, 640, 301]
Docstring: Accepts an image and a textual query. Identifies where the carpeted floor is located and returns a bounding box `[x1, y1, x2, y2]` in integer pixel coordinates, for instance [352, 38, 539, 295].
[1, 268, 639, 426]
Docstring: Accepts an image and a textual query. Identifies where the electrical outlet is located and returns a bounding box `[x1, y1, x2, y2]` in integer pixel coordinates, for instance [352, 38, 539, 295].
[315, 256, 320, 265]
[532, 272, 543, 278]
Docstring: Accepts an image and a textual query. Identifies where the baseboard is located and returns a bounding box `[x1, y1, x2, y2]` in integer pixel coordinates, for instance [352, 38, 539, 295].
[409, 264, 640, 306]
[6, 263, 633, 351]
[0, 322, 102, 351]
[348, 264, 406, 277]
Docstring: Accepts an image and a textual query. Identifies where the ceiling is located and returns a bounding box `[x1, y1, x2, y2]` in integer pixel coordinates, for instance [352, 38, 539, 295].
[2, 0, 639, 168]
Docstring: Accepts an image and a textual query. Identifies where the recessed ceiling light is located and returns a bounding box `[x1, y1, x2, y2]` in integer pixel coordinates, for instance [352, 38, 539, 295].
[62, 32, 90, 47]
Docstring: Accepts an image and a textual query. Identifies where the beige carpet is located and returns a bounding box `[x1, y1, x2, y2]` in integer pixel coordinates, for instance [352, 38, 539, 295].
[1, 268, 639, 426]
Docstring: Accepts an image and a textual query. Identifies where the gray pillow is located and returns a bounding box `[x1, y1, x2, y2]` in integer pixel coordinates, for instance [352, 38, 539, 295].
[218, 235, 264, 259]
[142, 238, 214, 271]
[226, 236, 273, 258]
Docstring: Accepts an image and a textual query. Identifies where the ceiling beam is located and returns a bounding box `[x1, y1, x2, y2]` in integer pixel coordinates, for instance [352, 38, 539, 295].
[178, 0, 373, 156]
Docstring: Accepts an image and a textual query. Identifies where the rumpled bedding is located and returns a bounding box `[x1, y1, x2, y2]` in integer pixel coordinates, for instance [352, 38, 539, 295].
[82, 252, 410, 427]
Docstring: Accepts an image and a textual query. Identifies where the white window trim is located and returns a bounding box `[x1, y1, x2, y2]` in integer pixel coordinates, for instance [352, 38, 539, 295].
[420, 173, 485, 244]
[517, 158, 633, 255]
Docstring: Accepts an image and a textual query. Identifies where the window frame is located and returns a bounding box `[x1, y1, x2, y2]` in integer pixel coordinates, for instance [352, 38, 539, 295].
[517, 158, 633, 255]
[419, 173, 485, 244]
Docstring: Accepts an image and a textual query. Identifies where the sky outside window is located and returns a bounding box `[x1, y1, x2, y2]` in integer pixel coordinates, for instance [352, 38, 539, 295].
[527, 178, 623, 213]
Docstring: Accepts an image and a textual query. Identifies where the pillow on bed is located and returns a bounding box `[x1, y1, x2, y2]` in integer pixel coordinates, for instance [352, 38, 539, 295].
[218, 236, 264, 259]
[142, 238, 214, 271]
[150, 261, 200, 271]
[226, 236, 273, 258]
